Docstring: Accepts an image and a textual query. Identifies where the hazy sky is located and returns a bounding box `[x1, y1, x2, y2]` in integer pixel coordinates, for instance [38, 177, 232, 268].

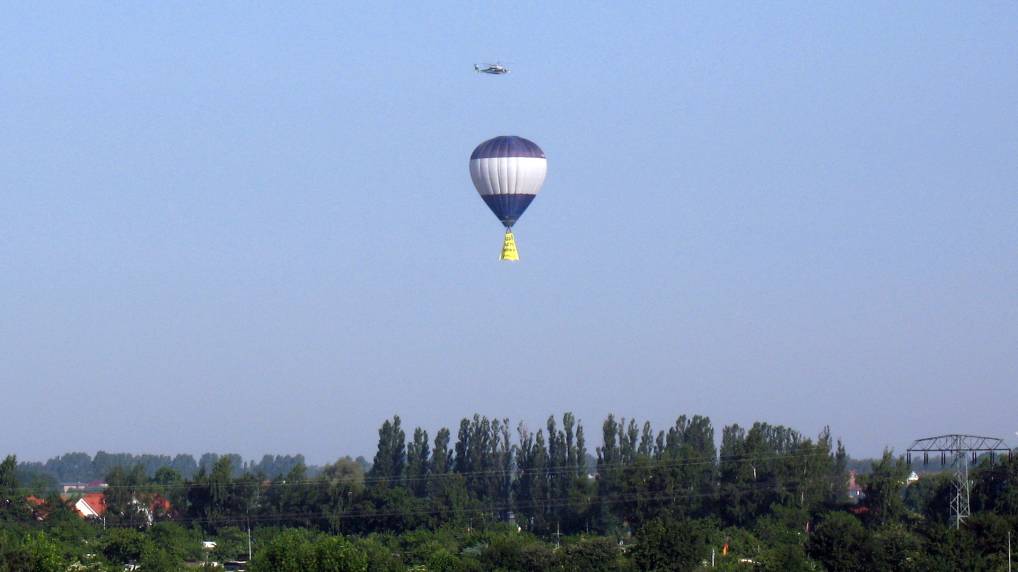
[2, 3, 1016, 464]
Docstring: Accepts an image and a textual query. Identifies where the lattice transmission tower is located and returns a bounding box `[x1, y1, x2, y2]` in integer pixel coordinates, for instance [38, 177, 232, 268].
[906, 434, 1011, 529]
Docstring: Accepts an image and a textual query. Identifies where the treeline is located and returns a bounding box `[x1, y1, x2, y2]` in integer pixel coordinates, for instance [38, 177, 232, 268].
[2, 413, 1016, 571]
[16, 452, 355, 488]
[362, 409, 846, 533]
[33, 413, 850, 537]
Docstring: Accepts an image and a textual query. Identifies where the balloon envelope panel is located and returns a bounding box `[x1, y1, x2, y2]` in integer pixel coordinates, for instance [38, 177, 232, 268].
[479, 194, 537, 227]
[469, 136, 546, 227]
[470, 136, 545, 160]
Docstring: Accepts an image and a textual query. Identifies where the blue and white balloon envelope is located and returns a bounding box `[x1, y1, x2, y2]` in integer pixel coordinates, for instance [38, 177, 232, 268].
[469, 136, 547, 260]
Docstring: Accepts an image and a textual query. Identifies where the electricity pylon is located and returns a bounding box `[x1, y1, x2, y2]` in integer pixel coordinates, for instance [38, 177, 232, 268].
[906, 434, 1011, 529]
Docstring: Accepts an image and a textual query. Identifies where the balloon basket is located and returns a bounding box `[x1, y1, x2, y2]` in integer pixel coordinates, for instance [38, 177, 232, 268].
[500, 229, 519, 261]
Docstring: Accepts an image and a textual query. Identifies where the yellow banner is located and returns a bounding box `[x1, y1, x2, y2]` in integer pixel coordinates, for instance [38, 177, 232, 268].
[500, 230, 519, 261]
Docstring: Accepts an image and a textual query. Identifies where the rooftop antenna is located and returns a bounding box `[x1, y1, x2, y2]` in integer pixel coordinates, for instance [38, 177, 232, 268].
[906, 434, 1011, 529]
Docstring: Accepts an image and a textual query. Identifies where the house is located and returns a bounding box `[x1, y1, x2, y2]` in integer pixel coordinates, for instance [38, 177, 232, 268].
[147, 494, 173, 522]
[847, 470, 864, 502]
[26, 496, 48, 521]
[70, 492, 172, 525]
[73, 493, 106, 519]
[85, 480, 107, 491]
[62, 480, 106, 494]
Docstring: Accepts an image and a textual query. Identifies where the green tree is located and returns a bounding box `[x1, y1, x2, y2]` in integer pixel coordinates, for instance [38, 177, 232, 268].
[759, 542, 812, 572]
[452, 414, 511, 513]
[251, 529, 316, 572]
[354, 535, 403, 572]
[869, 523, 921, 571]
[431, 428, 453, 477]
[594, 414, 626, 533]
[151, 466, 186, 520]
[965, 512, 1013, 569]
[719, 422, 833, 528]
[314, 535, 369, 572]
[903, 471, 952, 523]
[152, 466, 182, 486]
[860, 450, 908, 527]
[370, 416, 407, 490]
[406, 428, 431, 498]
[208, 456, 234, 524]
[148, 521, 198, 562]
[915, 522, 991, 571]
[480, 533, 527, 570]
[321, 456, 366, 533]
[545, 413, 590, 532]
[138, 545, 179, 572]
[518, 540, 557, 571]
[42, 452, 94, 482]
[104, 464, 150, 527]
[17, 532, 64, 572]
[632, 516, 711, 572]
[102, 527, 151, 565]
[559, 537, 624, 572]
[426, 472, 473, 530]
[0, 455, 31, 522]
[0, 532, 64, 572]
[425, 547, 462, 572]
[186, 456, 247, 531]
[718, 424, 753, 526]
[514, 423, 550, 532]
[35, 495, 96, 563]
[972, 453, 1018, 517]
[806, 512, 871, 572]
[277, 463, 323, 529]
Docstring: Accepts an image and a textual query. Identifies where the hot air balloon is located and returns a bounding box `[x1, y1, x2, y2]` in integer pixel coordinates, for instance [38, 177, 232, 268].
[469, 136, 547, 261]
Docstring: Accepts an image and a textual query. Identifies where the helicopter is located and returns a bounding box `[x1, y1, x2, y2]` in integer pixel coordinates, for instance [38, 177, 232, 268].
[474, 62, 510, 75]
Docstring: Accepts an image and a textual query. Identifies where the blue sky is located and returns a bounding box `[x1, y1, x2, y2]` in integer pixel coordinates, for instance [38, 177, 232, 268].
[2, 2, 1016, 463]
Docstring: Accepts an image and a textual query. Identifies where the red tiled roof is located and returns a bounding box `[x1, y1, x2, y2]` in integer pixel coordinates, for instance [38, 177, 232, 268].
[80, 493, 106, 516]
[26, 496, 51, 520]
[150, 495, 172, 514]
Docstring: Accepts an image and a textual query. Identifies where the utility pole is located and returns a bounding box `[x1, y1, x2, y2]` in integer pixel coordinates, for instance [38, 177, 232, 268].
[907, 434, 1011, 529]
[1008, 529, 1011, 572]
[246, 498, 254, 562]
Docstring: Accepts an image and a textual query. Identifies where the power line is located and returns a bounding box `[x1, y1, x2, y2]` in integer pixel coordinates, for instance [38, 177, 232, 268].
[88, 478, 818, 528]
[12, 449, 837, 494]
